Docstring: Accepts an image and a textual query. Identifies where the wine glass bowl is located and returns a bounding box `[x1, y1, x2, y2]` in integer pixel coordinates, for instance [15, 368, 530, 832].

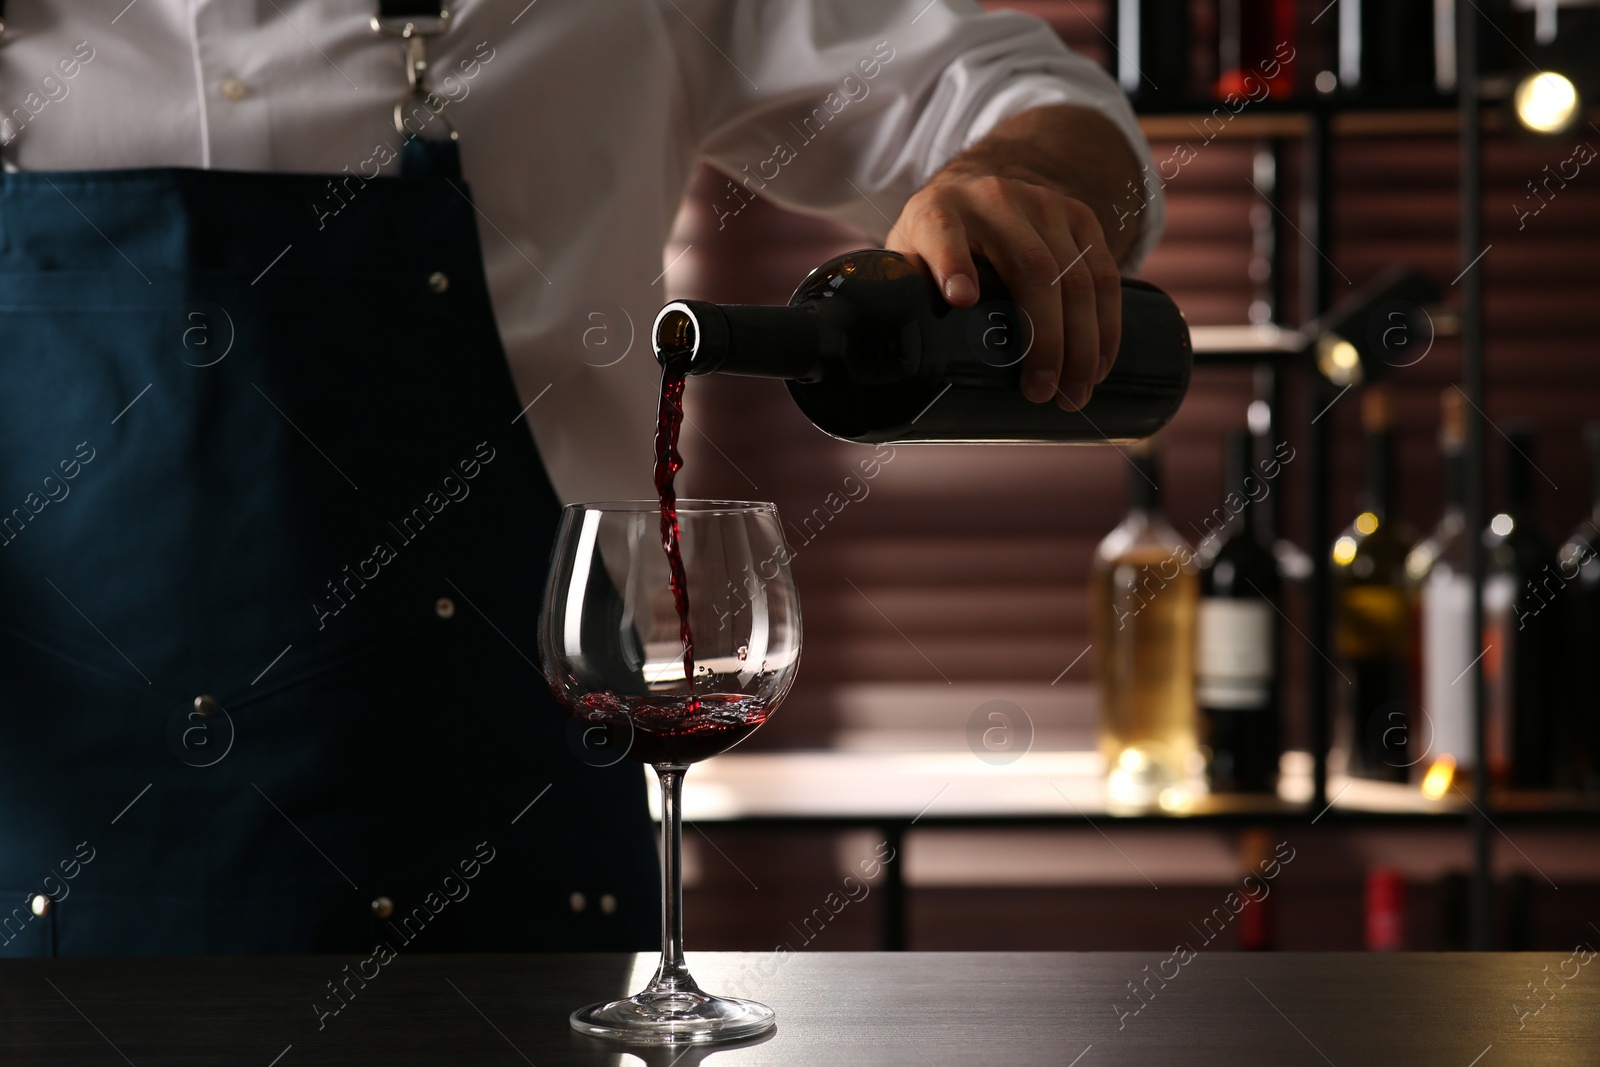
[539, 499, 801, 1044]
[541, 499, 800, 767]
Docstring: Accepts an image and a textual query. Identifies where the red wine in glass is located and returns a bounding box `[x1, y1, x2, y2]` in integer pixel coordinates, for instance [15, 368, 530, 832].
[568, 691, 774, 766]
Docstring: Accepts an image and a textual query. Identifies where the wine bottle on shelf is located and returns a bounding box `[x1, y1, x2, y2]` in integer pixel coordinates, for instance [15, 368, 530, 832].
[1405, 390, 1475, 787]
[1337, 0, 1439, 98]
[1196, 430, 1282, 794]
[1364, 868, 1407, 951]
[1115, 0, 1193, 104]
[1213, 0, 1297, 100]
[1090, 441, 1198, 809]
[1249, 370, 1312, 582]
[1483, 426, 1560, 789]
[651, 249, 1192, 445]
[1332, 388, 1416, 783]
[1237, 829, 1276, 951]
[1560, 423, 1600, 793]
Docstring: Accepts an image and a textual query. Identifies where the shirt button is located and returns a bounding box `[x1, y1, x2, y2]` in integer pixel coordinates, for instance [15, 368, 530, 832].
[29, 894, 51, 917]
[371, 896, 395, 919]
[193, 695, 217, 717]
[220, 78, 249, 102]
[435, 597, 455, 619]
[569, 891, 586, 913]
[428, 271, 449, 294]
[600, 894, 617, 915]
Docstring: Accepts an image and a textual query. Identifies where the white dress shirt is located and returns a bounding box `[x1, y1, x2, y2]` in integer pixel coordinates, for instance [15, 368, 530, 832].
[0, 0, 1161, 503]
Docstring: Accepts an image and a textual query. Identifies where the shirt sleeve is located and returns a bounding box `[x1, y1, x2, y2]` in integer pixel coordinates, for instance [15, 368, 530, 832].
[667, 0, 1164, 273]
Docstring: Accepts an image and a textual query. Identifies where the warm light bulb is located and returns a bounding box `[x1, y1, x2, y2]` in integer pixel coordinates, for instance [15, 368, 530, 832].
[1317, 337, 1364, 386]
[1355, 512, 1379, 536]
[1421, 754, 1456, 800]
[1333, 536, 1358, 566]
[1514, 71, 1580, 134]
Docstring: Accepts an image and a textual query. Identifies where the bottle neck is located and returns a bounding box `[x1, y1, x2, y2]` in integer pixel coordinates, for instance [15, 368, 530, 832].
[1502, 440, 1536, 519]
[654, 301, 824, 381]
[1130, 454, 1162, 514]
[1224, 432, 1269, 544]
[1441, 445, 1465, 519]
[1363, 427, 1395, 520]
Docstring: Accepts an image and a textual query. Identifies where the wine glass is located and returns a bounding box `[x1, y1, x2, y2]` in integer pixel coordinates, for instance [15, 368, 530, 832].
[539, 499, 801, 1045]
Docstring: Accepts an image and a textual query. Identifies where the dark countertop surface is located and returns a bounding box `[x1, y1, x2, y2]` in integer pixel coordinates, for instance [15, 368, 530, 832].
[5, 950, 1592, 1065]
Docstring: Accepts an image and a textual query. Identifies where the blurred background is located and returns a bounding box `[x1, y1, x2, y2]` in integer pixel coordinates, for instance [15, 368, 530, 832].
[659, 0, 1600, 954]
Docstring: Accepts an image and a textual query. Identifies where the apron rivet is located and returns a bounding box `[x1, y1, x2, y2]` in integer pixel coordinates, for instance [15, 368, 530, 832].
[193, 695, 217, 717]
[569, 891, 586, 913]
[600, 893, 617, 915]
[371, 896, 395, 919]
[29, 894, 51, 918]
[428, 271, 449, 294]
[435, 596, 456, 619]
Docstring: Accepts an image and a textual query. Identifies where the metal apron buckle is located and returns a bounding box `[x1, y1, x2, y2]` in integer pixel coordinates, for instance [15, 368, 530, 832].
[371, 4, 459, 142]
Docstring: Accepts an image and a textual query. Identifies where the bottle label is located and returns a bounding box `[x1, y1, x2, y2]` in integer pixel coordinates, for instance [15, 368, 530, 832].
[1421, 572, 1474, 768]
[1196, 598, 1273, 709]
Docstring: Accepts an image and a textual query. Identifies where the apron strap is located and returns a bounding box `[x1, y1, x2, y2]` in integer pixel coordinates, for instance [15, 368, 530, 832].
[372, 0, 450, 37]
[378, 0, 446, 17]
[371, 0, 462, 176]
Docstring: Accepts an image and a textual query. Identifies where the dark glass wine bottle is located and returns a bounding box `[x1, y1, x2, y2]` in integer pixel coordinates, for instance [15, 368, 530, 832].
[1483, 426, 1560, 789]
[1332, 388, 1416, 782]
[1214, 0, 1297, 100]
[1116, 0, 1192, 104]
[1561, 423, 1600, 793]
[651, 249, 1191, 444]
[1338, 0, 1439, 98]
[1196, 431, 1281, 794]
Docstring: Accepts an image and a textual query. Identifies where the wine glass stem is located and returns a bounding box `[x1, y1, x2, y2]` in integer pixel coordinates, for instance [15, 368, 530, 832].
[648, 763, 694, 995]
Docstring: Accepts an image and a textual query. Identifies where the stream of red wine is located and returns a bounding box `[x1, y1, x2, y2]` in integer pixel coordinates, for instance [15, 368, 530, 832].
[654, 357, 698, 714]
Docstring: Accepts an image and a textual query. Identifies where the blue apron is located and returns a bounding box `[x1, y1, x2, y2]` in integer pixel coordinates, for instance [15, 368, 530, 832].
[0, 42, 656, 954]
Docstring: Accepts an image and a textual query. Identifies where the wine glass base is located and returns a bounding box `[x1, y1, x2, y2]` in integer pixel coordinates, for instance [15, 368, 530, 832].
[570, 990, 776, 1045]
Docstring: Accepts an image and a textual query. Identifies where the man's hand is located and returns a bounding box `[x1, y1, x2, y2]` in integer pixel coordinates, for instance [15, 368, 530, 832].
[886, 104, 1146, 411]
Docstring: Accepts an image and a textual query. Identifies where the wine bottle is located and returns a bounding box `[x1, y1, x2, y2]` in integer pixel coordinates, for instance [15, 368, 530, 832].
[1089, 441, 1198, 809]
[1250, 369, 1313, 581]
[1115, 0, 1193, 104]
[1237, 828, 1276, 951]
[1364, 868, 1407, 951]
[651, 249, 1192, 445]
[1196, 430, 1281, 794]
[1338, 0, 1439, 98]
[1214, 0, 1297, 100]
[1332, 388, 1416, 782]
[1405, 390, 1474, 783]
[1482, 426, 1559, 788]
[1560, 423, 1600, 793]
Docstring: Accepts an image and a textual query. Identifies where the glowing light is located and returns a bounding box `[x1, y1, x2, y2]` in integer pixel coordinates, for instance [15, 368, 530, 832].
[1158, 786, 1194, 813]
[1421, 754, 1456, 800]
[1355, 512, 1380, 536]
[1118, 748, 1147, 772]
[1333, 536, 1358, 566]
[1514, 72, 1579, 135]
[1491, 513, 1515, 537]
[1317, 337, 1363, 386]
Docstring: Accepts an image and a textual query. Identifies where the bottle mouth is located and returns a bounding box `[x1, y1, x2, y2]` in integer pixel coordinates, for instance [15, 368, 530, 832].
[652, 303, 699, 368]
